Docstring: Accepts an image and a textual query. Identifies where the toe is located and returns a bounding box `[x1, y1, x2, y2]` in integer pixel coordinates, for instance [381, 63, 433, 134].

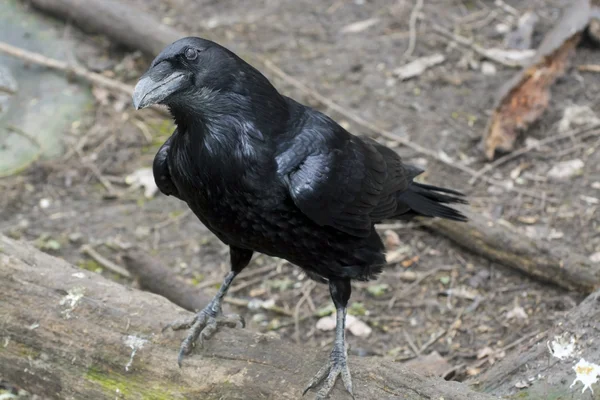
[197, 317, 218, 348]
[303, 361, 332, 396]
[340, 363, 353, 396]
[315, 366, 340, 400]
[163, 317, 195, 332]
[218, 313, 245, 328]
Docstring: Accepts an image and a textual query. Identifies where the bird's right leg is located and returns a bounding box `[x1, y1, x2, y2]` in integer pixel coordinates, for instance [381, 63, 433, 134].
[164, 246, 253, 366]
[303, 279, 354, 399]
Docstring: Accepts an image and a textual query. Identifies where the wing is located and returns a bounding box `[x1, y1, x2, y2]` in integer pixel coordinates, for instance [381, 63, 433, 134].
[152, 130, 181, 199]
[277, 113, 411, 237]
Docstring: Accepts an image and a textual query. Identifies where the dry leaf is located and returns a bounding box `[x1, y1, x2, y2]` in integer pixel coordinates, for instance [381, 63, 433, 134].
[558, 105, 600, 133]
[340, 18, 380, 34]
[316, 315, 336, 331]
[547, 159, 584, 181]
[346, 315, 372, 338]
[384, 229, 401, 248]
[315, 314, 372, 337]
[506, 305, 528, 321]
[517, 215, 538, 224]
[385, 246, 411, 263]
[401, 255, 419, 268]
[393, 54, 445, 81]
[515, 380, 530, 389]
[125, 168, 159, 198]
[477, 346, 495, 360]
[442, 286, 479, 300]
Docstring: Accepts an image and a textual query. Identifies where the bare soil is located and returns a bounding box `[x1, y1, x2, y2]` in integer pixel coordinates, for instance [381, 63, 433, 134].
[1, 0, 598, 390]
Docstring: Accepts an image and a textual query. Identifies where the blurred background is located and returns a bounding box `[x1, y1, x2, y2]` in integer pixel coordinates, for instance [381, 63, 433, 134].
[1, 0, 599, 397]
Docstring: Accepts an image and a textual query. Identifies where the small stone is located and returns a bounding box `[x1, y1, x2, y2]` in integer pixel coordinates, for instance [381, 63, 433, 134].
[547, 159, 584, 181]
[481, 61, 497, 76]
[68, 232, 83, 243]
[134, 226, 151, 239]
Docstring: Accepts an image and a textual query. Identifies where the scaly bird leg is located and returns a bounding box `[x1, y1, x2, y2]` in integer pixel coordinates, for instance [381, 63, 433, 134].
[304, 279, 354, 399]
[165, 247, 253, 366]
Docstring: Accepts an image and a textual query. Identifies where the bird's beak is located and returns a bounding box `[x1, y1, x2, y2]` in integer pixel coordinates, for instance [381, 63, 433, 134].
[132, 62, 188, 110]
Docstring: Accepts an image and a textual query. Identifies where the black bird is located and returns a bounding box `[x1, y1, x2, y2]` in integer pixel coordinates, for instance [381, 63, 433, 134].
[133, 37, 467, 399]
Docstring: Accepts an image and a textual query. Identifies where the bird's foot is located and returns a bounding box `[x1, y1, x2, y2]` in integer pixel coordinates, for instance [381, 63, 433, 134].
[303, 345, 353, 400]
[164, 305, 244, 366]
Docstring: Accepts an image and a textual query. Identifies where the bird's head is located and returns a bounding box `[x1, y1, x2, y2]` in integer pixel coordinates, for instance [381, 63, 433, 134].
[132, 37, 244, 110]
[133, 37, 288, 133]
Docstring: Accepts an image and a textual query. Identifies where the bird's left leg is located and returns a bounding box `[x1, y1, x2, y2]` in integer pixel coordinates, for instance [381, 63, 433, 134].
[303, 279, 353, 399]
[165, 246, 253, 366]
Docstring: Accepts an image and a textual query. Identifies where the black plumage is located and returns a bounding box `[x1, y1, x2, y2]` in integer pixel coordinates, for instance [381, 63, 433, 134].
[133, 37, 467, 399]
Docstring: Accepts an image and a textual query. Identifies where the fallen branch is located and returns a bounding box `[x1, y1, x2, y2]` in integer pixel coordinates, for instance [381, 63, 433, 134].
[0, 235, 495, 400]
[123, 249, 293, 317]
[122, 248, 211, 311]
[28, 0, 180, 56]
[81, 243, 130, 278]
[426, 211, 600, 293]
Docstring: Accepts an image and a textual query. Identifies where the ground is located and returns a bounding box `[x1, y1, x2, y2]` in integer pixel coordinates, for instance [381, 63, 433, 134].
[1, 0, 598, 391]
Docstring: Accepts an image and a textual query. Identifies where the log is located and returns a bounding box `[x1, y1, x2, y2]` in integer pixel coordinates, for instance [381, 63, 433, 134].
[122, 248, 215, 313]
[427, 212, 600, 293]
[468, 288, 600, 398]
[27, 0, 181, 56]
[22, 0, 600, 295]
[0, 235, 495, 400]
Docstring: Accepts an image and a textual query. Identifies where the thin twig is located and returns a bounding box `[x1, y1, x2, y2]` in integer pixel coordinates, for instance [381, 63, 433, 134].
[0, 41, 133, 95]
[577, 64, 600, 73]
[388, 265, 454, 309]
[431, 25, 526, 68]
[229, 269, 281, 294]
[259, 58, 552, 201]
[73, 146, 116, 194]
[0, 40, 169, 116]
[80, 244, 131, 278]
[152, 209, 192, 231]
[237, 263, 278, 280]
[469, 329, 544, 369]
[294, 281, 316, 344]
[469, 125, 600, 185]
[419, 329, 447, 354]
[403, 329, 421, 356]
[404, 0, 424, 59]
[223, 296, 293, 317]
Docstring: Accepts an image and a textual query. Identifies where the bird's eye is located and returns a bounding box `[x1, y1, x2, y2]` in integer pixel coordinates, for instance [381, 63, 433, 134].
[184, 48, 197, 61]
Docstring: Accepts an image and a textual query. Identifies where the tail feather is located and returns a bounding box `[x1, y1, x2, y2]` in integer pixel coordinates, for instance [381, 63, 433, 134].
[397, 182, 468, 222]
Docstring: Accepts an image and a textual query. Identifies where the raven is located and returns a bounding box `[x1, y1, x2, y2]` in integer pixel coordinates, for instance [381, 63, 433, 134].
[133, 37, 467, 399]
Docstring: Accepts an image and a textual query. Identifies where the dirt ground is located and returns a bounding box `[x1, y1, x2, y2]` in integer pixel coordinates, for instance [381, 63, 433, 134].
[1, 0, 599, 392]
